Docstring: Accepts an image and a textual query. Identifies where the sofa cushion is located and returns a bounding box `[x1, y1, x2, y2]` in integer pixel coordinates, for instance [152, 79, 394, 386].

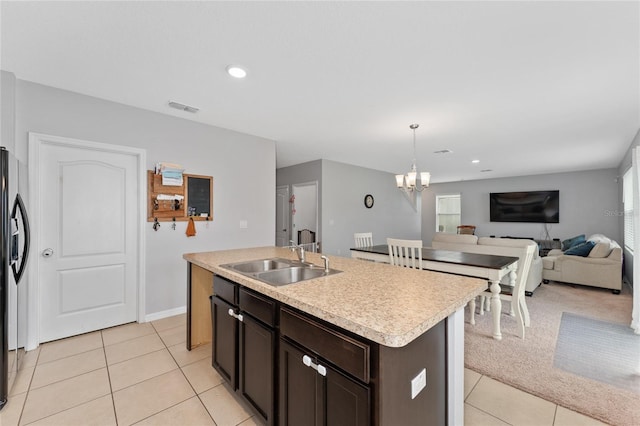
[432, 233, 478, 245]
[587, 234, 611, 245]
[562, 234, 585, 251]
[542, 256, 556, 270]
[564, 240, 596, 257]
[588, 242, 612, 258]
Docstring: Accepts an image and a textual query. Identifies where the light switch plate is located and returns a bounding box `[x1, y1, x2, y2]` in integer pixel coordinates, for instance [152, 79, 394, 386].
[239, 220, 248, 229]
[411, 368, 427, 399]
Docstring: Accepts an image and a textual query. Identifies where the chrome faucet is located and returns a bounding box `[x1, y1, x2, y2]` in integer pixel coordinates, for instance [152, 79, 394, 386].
[321, 255, 330, 273]
[289, 240, 305, 263]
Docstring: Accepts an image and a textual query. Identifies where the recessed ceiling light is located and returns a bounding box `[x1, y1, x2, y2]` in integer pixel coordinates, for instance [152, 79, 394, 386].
[472, 159, 480, 164]
[226, 65, 247, 79]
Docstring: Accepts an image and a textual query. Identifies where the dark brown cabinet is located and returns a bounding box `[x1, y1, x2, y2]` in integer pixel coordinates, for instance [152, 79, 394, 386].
[279, 339, 369, 426]
[202, 269, 447, 426]
[279, 307, 370, 426]
[211, 295, 238, 388]
[211, 275, 276, 425]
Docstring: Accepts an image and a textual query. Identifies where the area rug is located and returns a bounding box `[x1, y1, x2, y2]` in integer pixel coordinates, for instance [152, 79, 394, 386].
[464, 281, 640, 426]
[554, 312, 640, 394]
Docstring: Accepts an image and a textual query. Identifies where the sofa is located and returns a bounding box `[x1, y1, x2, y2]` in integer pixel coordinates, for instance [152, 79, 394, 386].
[430, 233, 543, 295]
[541, 234, 622, 293]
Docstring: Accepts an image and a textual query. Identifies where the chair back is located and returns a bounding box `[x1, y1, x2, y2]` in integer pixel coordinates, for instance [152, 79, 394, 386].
[297, 229, 318, 253]
[479, 238, 537, 297]
[354, 232, 373, 248]
[457, 225, 476, 235]
[387, 238, 423, 269]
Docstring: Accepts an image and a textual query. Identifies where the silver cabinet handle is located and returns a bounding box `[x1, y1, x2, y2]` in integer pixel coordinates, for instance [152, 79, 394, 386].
[227, 308, 243, 322]
[302, 354, 327, 376]
[42, 248, 54, 258]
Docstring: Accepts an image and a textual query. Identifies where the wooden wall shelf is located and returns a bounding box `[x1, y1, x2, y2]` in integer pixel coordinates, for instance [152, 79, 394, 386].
[147, 170, 213, 222]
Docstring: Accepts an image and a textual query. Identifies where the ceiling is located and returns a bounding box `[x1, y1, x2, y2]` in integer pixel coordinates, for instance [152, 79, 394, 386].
[2, 1, 639, 183]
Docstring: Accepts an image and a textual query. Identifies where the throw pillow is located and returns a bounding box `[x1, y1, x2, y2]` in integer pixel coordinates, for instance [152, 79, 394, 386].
[588, 242, 612, 258]
[564, 240, 596, 257]
[562, 234, 585, 251]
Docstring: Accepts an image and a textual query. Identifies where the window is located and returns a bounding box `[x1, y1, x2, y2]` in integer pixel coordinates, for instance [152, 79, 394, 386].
[623, 168, 634, 253]
[436, 194, 461, 233]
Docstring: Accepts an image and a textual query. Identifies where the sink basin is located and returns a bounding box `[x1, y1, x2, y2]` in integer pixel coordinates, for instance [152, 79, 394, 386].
[255, 266, 337, 286]
[224, 258, 293, 273]
[220, 257, 341, 286]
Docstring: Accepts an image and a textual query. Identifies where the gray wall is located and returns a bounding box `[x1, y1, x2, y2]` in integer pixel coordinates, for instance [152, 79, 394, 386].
[1, 71, 16, 152]
[421, 169, 621, 247]
[618, 128, 640, 284]
[277, 159, 422, 256]
[277, 160, 322, 246]
[13, 77, 276, 317]
[321, 160, 421, 256]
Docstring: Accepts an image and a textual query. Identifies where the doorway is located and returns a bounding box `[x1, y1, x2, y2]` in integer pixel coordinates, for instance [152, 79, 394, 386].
[28, 133, 146, 349]
[275, 186, 290, 247]
[291, 182, 319, 252]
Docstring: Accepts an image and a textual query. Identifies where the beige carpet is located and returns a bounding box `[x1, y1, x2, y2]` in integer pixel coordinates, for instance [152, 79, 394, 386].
[464, 281, 639, 426]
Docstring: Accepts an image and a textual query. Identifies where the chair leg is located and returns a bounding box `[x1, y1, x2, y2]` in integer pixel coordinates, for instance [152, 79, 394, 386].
[514, 295, 525, 339]
[519, 295, 531, 327]
[468, 298, 476, 325]
[509, 301, 515, 316]
[479, 295, 485, 315]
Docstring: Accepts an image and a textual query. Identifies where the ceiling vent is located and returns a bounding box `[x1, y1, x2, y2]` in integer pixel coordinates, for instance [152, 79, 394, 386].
[433, 149, 453, 154]
[168, 101, 199, 113]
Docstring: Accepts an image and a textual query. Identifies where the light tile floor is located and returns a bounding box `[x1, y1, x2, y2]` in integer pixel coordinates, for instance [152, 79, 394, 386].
[0, 314, 607, 426]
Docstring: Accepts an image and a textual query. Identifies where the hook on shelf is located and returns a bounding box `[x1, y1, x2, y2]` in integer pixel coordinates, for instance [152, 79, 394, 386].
[153, 217, 160, 231]
[172, 217, 176, 230]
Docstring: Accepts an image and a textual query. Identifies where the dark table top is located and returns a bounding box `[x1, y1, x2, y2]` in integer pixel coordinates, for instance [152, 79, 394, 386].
[351, 244, 518, 270]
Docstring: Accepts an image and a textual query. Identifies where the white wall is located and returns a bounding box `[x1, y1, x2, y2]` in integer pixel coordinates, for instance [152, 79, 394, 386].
[13, 78, 276, 317]
[421, 169, 621, 247]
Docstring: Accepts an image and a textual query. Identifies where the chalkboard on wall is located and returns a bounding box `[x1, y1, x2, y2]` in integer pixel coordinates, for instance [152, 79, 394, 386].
[187, 175, 213, 220]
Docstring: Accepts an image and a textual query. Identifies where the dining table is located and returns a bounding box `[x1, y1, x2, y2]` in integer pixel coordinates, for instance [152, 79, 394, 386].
[350, 244, 519, 340]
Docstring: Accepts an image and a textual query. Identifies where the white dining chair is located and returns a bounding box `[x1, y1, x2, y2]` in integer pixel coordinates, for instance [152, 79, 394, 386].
[470, 240, 537, 339]
[354, 232, 374, 248]
[387, 238, 423, 269]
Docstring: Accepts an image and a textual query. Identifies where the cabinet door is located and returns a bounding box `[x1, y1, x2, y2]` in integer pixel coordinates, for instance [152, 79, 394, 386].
[279, 339, 322, 426]
[240, 314, 275, 425]
[325, 366, 370, 426]
[212, 296, 238, 389]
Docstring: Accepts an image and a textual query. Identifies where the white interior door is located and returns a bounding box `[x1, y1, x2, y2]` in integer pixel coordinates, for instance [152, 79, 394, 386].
[276, 186, 289, 246]
[31, 134, 143, 343]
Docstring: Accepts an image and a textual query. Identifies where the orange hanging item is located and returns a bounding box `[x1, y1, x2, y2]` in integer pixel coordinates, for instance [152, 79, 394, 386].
[186, 217, 196, 237]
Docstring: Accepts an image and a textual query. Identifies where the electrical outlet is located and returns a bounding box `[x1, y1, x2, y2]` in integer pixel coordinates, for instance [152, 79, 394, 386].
[411, 368, 427, 399]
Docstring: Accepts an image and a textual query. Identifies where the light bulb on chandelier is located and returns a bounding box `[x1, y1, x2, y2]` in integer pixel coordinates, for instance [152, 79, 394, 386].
[395, 124, 431, 193]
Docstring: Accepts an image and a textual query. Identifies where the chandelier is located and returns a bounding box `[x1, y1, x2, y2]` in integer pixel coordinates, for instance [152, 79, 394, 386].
[395, 124, 431, 192]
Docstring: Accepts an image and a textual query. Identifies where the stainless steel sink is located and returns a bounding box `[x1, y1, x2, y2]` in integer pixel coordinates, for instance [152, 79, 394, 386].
[255, 266, 336, 286]
[220, 257, 341, 286]
[225, 258, 293, 273]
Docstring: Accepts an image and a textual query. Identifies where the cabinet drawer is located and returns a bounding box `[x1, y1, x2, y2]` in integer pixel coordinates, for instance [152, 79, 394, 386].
[280, 308, 370, 383]
[214, 275, 238, 305]
[239, 288, 276, 327]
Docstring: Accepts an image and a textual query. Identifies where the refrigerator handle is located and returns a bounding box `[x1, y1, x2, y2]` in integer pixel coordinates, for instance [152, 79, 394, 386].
[11, 193, 30, 284]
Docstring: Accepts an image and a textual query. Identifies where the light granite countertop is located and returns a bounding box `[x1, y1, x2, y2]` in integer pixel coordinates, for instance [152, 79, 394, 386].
[184, 246, 486, 348]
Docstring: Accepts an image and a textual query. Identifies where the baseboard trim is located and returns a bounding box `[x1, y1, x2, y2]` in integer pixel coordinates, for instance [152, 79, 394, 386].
[144, 306, 187, 323]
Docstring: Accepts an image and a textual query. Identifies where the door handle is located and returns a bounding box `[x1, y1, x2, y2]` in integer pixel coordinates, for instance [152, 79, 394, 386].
[42, 248, 54, 258]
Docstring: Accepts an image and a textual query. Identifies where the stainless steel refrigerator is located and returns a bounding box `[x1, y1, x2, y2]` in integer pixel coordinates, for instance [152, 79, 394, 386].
[0, 146, 30, 410]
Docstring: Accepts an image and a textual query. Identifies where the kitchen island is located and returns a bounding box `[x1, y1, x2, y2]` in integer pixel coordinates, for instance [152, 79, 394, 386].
[184, 246, 486, 426]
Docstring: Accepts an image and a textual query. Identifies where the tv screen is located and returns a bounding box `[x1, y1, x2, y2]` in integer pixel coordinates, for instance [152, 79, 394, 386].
[490, 190, 559, 223]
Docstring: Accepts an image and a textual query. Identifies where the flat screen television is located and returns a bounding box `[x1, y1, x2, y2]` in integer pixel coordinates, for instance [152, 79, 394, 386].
[490, 190, 559, 223]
